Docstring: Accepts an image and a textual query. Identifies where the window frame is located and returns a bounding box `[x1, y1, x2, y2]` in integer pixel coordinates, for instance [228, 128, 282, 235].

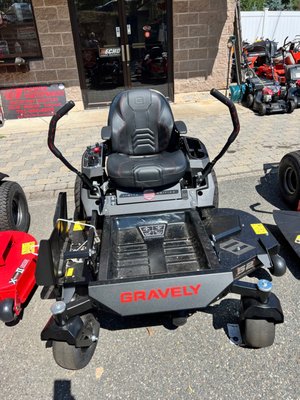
[0, 0, 43, 63]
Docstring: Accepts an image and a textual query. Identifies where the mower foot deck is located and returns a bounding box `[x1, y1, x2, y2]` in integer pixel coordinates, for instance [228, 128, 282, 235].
[274, 209, 300, 258]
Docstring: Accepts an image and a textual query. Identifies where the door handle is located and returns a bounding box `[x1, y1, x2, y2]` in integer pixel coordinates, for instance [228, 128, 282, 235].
[121, 45, 125, 62]
[126, 44, 130, 61]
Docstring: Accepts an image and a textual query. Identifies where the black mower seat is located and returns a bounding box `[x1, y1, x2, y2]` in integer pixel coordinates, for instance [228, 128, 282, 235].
[104, 88, 188, 189]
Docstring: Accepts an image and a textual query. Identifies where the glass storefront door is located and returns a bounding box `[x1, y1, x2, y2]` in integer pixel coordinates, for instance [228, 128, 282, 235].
[123, 0, 169, 94]
[70, 0, 172, 106]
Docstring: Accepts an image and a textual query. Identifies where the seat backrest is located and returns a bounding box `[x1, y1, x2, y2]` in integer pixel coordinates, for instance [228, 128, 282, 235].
[108, 89, 175, 155]
[149, 46, 163, 59]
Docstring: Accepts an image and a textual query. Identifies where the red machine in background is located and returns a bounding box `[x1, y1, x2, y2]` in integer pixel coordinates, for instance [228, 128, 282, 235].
[0, 231, 37, 323]
[255, 37, 300, 85]
[239, 37, 300, 115]
[0, 161, 37, 323]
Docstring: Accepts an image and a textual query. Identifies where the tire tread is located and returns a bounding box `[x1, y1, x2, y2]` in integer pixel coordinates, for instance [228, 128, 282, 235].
[278, 151, 300, 209]
[0, 180, 30, 231]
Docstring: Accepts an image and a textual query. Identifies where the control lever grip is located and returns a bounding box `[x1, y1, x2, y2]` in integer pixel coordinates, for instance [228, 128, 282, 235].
[55, 101, 75, 119]
[200, 89, 240, 183]
[210, 88, 240, 143]
[46, 101, 98, 194]
[48, 101, 75, 155]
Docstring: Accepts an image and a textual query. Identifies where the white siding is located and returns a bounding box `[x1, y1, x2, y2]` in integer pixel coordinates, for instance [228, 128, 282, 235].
[241, 10, 300, 46]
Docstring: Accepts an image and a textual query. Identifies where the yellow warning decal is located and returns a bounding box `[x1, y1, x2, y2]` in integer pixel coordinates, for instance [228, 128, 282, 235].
[56, 220, 69, 233]
[21, 242, 36, 255]
[251, 223, 268, 235]
[295, 235, 300, 244]
[73, 222, 85, 231]
[65, 268, 74, 277]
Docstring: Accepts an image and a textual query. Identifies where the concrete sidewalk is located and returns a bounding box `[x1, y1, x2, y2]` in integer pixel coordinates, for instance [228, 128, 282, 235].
[0, 97, 299, 201]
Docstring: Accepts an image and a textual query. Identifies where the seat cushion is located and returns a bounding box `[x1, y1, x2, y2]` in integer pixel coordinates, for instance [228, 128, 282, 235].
[107, 150, 188, 189]
[108, 89, 175, 155]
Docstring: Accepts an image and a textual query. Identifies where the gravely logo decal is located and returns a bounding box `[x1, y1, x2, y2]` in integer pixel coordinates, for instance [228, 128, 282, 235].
[120, 284, 201, 303]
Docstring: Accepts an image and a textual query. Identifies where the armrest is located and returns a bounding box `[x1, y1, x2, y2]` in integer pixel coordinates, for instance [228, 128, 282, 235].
[101, 126, 112, 140]
[175, 120, 187, 135]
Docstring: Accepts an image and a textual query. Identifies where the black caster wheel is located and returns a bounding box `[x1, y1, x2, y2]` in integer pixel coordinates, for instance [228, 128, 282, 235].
[52, 313, 100, 370]
[278, 151, 300, 210]
[241, 318, 275, 348]
[258, 103, 267, 116]
[246, 93, 254, 108]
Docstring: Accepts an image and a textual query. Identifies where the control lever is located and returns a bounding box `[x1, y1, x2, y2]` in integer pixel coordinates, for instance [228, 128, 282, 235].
[200, 89, 240, 183]
[48, 101, 96, 193]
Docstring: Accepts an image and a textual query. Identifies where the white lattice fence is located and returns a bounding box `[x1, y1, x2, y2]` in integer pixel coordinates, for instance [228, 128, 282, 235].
[241, 10, 300, 46]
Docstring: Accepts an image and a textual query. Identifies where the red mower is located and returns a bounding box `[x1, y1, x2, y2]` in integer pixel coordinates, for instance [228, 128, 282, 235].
[0, 231, 37, 323]
[256, 37, 300, 86]
[0, 172, 37, 323]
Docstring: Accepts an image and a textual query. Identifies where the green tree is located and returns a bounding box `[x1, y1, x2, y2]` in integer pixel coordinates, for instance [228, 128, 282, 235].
[240, 0, 265, 10]
[240, 0, 300, 9]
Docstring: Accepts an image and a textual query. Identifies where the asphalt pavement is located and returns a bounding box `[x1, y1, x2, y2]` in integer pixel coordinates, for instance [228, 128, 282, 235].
[0, 172, 299, 400]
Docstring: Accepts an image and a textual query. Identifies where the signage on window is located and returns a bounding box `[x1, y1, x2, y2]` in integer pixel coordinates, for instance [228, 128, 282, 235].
[99, 47, 121, 58]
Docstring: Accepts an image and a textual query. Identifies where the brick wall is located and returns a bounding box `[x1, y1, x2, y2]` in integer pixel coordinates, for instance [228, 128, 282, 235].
[0, 0, 82, 107]
[173, 0, 236, 101]
[0, 0, 236, 108]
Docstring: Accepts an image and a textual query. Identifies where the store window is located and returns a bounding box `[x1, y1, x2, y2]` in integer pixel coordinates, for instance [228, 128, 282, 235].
[0, 1, 42, 62]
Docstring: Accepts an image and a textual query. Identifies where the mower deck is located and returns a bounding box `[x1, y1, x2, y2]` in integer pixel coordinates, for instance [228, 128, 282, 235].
[39, 207, 280, 316]
[274, 209, 300, 258]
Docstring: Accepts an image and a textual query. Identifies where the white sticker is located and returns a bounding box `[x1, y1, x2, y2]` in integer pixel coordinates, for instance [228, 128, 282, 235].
[116, 26, 120, 38]
[127, 24, 131, 35]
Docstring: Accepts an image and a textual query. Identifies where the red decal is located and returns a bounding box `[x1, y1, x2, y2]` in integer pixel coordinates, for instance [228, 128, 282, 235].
[183, 286, 193, 296]
[148, 289, 160, 300]
[170, 287, 182, 297]
[143, 190, 155, 201]
[190, 284, 201, 295]
[120, 284, 202, 303]
[134, 291, 146, 301]
[120, 292, 132, 303]
[157, 288, 170, 298]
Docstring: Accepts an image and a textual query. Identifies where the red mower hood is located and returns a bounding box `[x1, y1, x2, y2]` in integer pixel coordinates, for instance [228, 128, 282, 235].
[0, 231, 37, 311]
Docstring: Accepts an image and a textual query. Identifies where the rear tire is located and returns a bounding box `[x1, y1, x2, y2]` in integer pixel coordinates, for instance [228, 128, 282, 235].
[246, 93, 254, 108]
[287, 100, 296, 114]
[258, 103, 267, 116]
[52, 313, 100, 370]
[243, 319, 275, 348]
[74, 175, 86, 220]
[278, 151, 300, 209]
[211, 169, 219, 208]
[0, 181, 30, 232]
